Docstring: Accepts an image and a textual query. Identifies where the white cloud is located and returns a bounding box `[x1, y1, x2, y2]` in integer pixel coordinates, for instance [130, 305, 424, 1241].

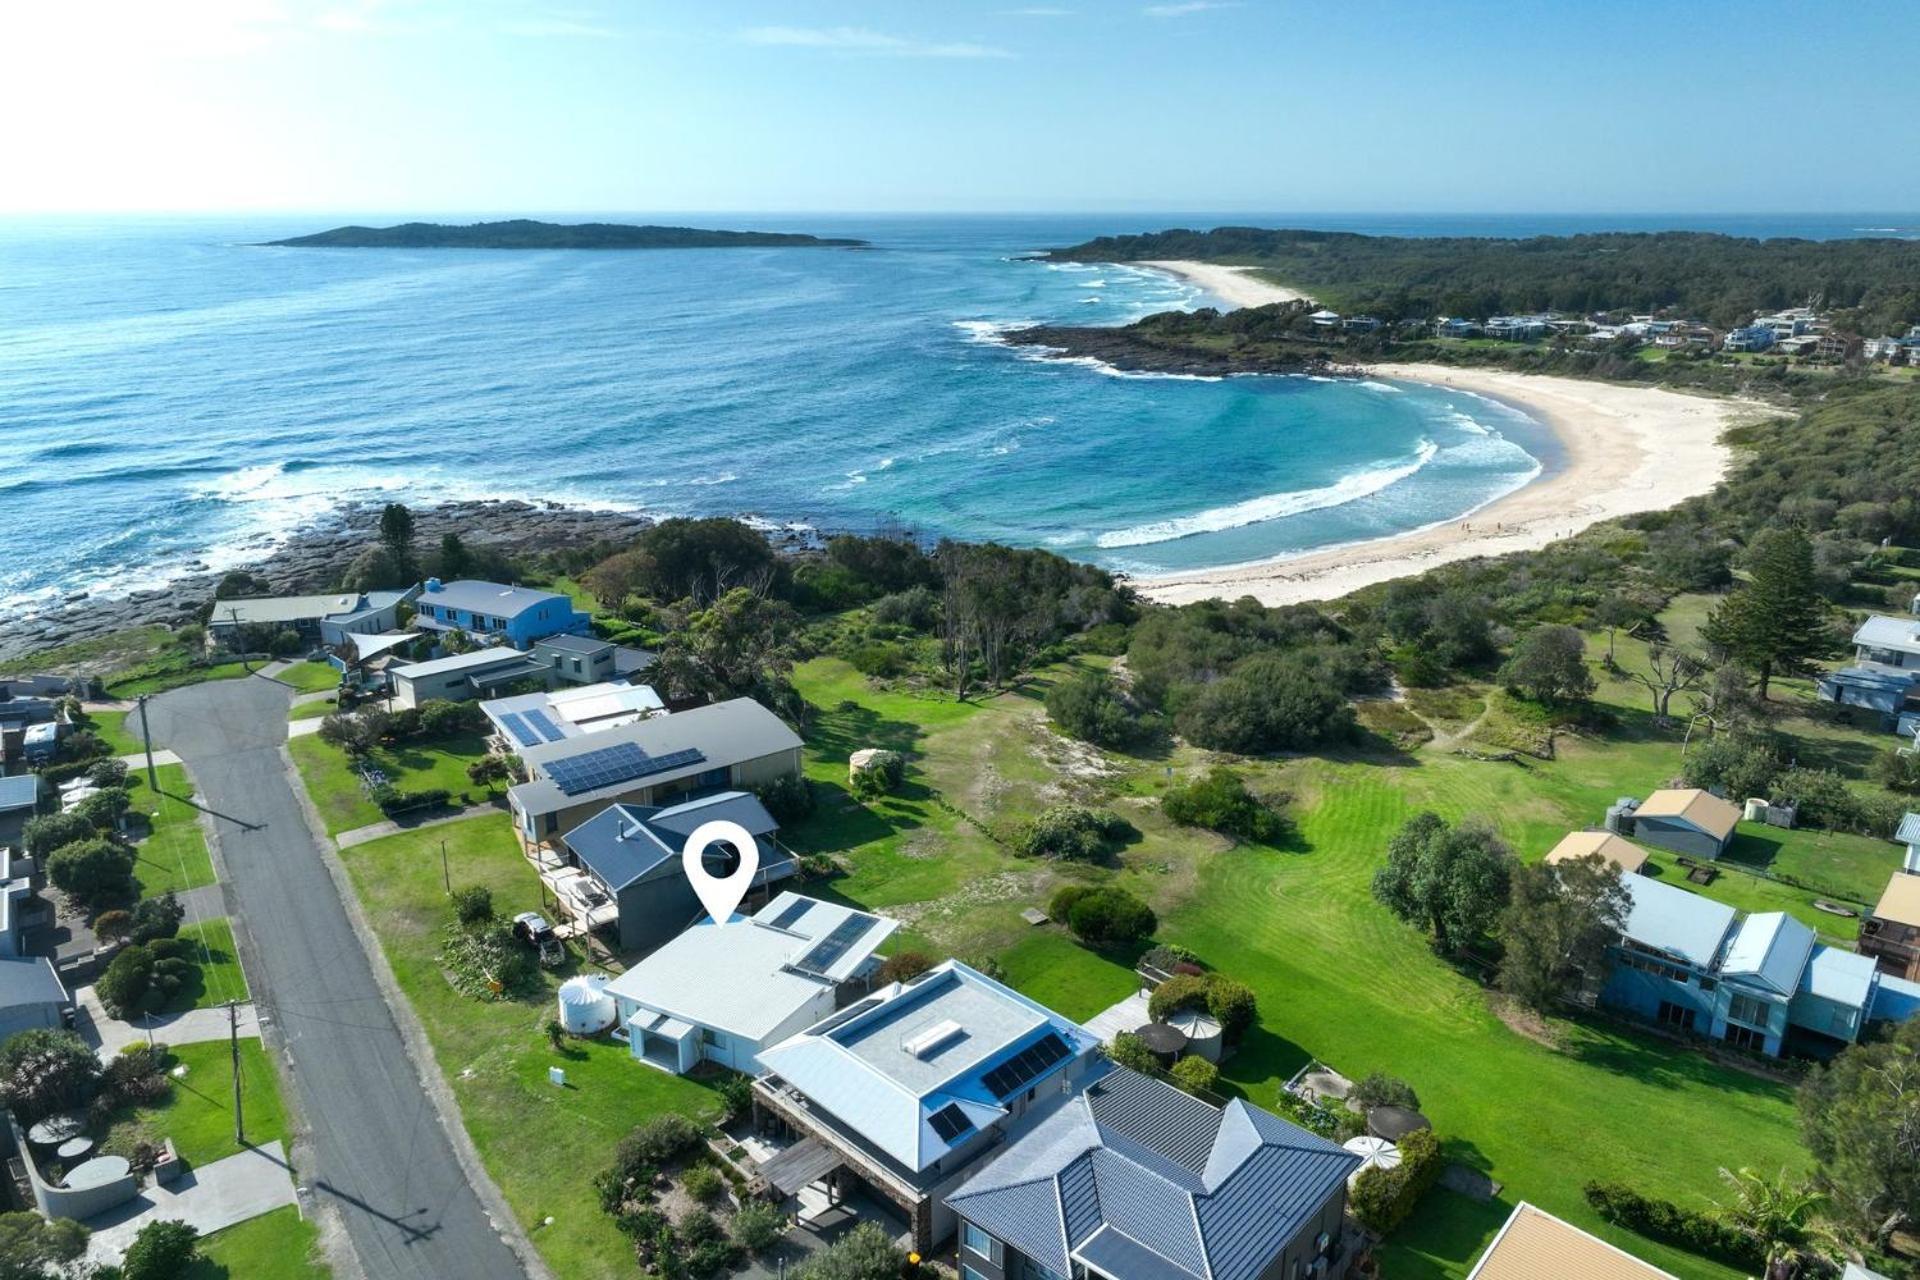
[740, 26, 1013, 59]
[1143, 0, 1238, 15]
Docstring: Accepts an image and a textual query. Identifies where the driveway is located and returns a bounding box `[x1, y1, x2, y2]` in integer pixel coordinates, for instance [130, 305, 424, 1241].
[142, 675, 530, 1280]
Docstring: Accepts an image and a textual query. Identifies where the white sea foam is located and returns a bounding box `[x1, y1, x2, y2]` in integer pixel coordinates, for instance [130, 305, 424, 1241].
[1094, 441, 1441, 549]
[1357, 380, 1403, 393]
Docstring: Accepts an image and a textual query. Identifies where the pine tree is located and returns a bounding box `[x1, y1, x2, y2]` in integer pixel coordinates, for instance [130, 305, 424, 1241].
[1703, 528, 1834, 699]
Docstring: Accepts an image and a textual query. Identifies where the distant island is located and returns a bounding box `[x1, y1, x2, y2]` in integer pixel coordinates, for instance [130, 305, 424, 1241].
[264, 219, 868, 249]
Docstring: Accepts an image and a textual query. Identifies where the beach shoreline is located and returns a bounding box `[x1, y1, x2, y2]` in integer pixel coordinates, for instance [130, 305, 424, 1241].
[1133, 364, 1768, 608]
[1138, 259, 1310, 308]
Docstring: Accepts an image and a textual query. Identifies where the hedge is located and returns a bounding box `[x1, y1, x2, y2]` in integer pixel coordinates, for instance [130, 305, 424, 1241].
[1582, 1181, 1764, 1271]
[1349, 1129, 1443, 1234]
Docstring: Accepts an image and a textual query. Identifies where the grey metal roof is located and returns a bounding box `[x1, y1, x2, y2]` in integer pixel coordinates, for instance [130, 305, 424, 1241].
[417, 579, 569, 617]
[0, 775, 38, 813]
[1800, 944, 1879, 1010]
[1854, 614, 1920, 654]
[511, 698, 801, 817]
[534, 633, 609, 656]
[0, 956, 66, 1011]
[390, 646, 529, 681]
[1618, 873, 1737, 970]
[1898, 812, 1920, 846]
[212, 593, 366, 626]
[1721, 912, 1815, 997]
[560, 792, 791, 892]
[948, 1066, 1361, 1280]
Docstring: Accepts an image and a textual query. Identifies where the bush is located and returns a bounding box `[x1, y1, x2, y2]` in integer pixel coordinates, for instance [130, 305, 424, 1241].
[121, 1218, 199, 1280]
[846, 642, 909, 678]
[0, 1029, 101, 1123]
[1147, 974, 1209, 1022]
[754, 774, 815, 824]
[791, 1222, 903, 1280]
[451, 885, 494, 927]
[88, 759, 130, 789]
[876, 951, 933, 985]
[618, 1114, 702, 1170]
[714, 1072, 754, 1122]
[147, 937, 191, 963]
[1161, 768, 1289, 843]
[1174, 653, 1358, 754]
[1016, 805, 1132, 862]
[75, 787, 132, 831]
[1170, 1055, 1220, 1095]
[1205, 978, 1257, 1041]
[1582, 1181, 1764, 1270]
[93, 909, 134, 944]
[416, 698, 481, 738]
[848, 750, 904, 798]
[731, 1200, 786, 1253]
[22, 812, 93, 860]
[1348, 1128, 1444, 1234]
[1045, 670, 1142, 748]
[100, 1045, 172, 1109]
[682, 1164, 725, 1204]
[1063, 887, 1156, 947]
[1772, 766, 1875, 832]
[1107, 1031, 1157, 1072]
[46, 838, 136, 908]
[127, 892, 184, 945]
[1874, 747, 1920, 794]
[869, 586, 940, 631]
[96, 944, 193, 1018]
[1351, 1072, 1420, 1112]
[1047, 885, 1092, 922]
[438, 920, 535, 1000]
[377, 786, 451, 817]
[1682, 731, 1786, 803]
[1140, 943, 1202, 973]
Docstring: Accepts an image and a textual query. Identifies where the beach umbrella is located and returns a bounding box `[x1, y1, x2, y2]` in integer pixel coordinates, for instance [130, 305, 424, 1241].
[1342, 1135, 1402, 1185]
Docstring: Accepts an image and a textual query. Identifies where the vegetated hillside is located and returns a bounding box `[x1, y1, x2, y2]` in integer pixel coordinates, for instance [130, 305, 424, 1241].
[1047, 227, 1920, 331]
[266, 219, 867, 249]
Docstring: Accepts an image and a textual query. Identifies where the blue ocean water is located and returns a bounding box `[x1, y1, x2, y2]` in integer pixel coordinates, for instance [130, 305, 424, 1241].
[1, 211, 1912, 618]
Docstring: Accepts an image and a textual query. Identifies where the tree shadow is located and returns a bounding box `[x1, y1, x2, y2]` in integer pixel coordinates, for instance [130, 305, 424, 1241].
[1562, 1016, 1799, 1102]
[800, 699, 926, 764]
[1215, 1022, 1313, 1092]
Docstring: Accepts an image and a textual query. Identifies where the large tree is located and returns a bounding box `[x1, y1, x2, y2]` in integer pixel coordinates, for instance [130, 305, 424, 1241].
[1797, 1016, 1920, 1254]
[1703, 528, 1836, 699]
[1496, 853, 1630, 1011]
[0, 1212, 88, 1280]
[0, 1029, 101, 1125]
[377, 502, 417, 583]
[655, 588, 800, 711]
[1372, 811, 1516, 955]
[1498, 624, 1595, 705]
[1629, 644, 1708, 724]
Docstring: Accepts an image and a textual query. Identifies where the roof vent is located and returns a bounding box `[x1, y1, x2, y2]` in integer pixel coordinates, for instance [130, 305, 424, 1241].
[425, 578, 443, 593]
[902, 1019, 963, 1059]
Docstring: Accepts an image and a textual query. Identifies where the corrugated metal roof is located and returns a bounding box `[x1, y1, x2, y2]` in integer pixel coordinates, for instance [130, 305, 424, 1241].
[390, 646, 528, 681]
[0, 775, 38, 813]
[1468, 1202, 1676, 1279]
[1074, 1224, 1202, 1280]
[1873, 872, 1920, 930]
[1546, 830, 1647, 875]
[1800, 944, 1878, 1010]
[562, 792, 792, 893]
[1635, 789, 1741, 841]
[1721, 912, 1815, 996]
[1897, 812, 1920, 846]
[213, 593, 364, 626]
[418, 579, 569, 617]
[1618, 873, 1736, 969]
[0, 956, 66, 1011]
[1854, 614, 1920, 653]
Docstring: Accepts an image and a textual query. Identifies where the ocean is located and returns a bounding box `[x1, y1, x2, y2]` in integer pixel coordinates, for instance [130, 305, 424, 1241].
[1, 211, 1913, 620]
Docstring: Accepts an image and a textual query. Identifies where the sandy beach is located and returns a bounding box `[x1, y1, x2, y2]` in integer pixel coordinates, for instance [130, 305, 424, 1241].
[1136, 364, 1769, 607]
[1139, 259, 1310, 308]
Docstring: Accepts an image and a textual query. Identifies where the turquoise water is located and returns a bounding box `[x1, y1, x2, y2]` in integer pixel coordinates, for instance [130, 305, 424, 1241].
[0, 212, 1902, 617]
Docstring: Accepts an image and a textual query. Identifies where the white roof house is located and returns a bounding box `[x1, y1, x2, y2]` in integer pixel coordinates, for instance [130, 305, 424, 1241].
[605, 891, 897, 1076]
[480, 681, 666, 753]
[1853, 614, 1920, 664]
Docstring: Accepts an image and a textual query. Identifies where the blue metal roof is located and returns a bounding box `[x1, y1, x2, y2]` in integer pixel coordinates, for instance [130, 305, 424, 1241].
[1897, 812, 1920, 846]
[560, 792, 791, 892]
[1619, 873, 1737, 969]
[1800, 944, 1878, 1011]
[0, 775, 38, 813]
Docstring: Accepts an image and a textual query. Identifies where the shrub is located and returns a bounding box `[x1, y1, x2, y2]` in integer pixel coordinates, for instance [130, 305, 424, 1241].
[876, 951, 933, 985]
[1045, 670, 1141, 748]
[96, 944, 192, 1018]
[1161, 768, 1289, 843]
[128, 892, 184, 945]
[1348, 1128, 1444, 1234]
[1147, 974, 1209, 1022]
[1063, 887, 1156, 947]
[46, 838, 136, 909]
[100, 1044, 172, 1109]
[93, 909, 134, 944]
[1107, 1031, 1157, 1073]
[682, 1164, 725, 1204]
[147, 937, 191, 963]
[87, 759, 130, 789]
[75, 787, 132, 831]
[848, 750, 904, 798]
[438, 920, 534, 1000]
[1170, 1055, 1220, 1095]
[847, 642, 909, 678]
[377, 787, 451, 817]
[1351, 1072, 1420, 1112]
[1682, 731, 1786, 803]
[754, 774, 815, 824]
[730, 1200, 786, 1253]
[0, 1029, 101, 1123]
[121, 1218, 200, 1280]
[869, 586, 940, 631]
[1582, 1181, 1764, 1270]
[22, 812, 93, 860]
[1140, 943, 1202, 972]
[1874, 747, 1920, 794]
[452, 885, 494, 926]
[618, 1114, 702, 1170]
[1772, 766, 1871, 831]
[714, 1072, 754, 1122]
[1205, 978, 1258, 1041]
[1174, 653, 1358, 754]
[1016, 805, 1132, 862]
[416, 698, 481, 737]
[791, 1221, 904, 1280]
[1047, 884, 1092, 922]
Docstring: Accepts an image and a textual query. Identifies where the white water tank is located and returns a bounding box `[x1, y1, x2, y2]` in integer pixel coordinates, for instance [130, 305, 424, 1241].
[1167, 1008, 1225, 1063]
[556, 976, 615, 1035]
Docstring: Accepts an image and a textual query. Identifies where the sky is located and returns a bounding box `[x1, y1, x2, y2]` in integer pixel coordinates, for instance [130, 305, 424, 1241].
[3, 0, 1918, 214]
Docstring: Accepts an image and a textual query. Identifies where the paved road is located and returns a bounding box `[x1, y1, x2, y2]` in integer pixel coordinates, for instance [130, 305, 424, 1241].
[144, 675, 528, 1280]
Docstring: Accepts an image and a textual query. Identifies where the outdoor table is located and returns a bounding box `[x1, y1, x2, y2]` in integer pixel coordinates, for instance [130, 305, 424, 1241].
[25, 1114, 82, 1147]
[54, 1136, 94, 1162]
[1133, 1022, 1190, 1060]
[63, 1155, 130, 1190]
[1367, 1105, 1432, 1142]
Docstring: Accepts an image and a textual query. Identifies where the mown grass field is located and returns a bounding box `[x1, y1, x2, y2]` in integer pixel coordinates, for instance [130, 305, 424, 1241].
[273, 661, 343, 694]
[188, 1205, 330, 1280]
[128, 763, 217, 898]
[101, 1037, 288, 1168]
[288, 730, 492, 835]
[173, 917, 250, 1011]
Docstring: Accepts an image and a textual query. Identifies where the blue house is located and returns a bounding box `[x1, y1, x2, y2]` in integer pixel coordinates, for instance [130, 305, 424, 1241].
[1817, 614, 1920, 730]
[1723, 325, 1776, 353]
[947, 1066, 1363, 1280]
[1602, 873, 1915, 1057]
[410, 578, 589, 649]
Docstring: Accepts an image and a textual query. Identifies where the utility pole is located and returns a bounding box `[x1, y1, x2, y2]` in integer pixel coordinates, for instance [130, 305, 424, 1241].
[136, 694, 158, 790]
[226, 607, 252, 675]
[441, 839, 451, 895]
[228, 1000, 244, 1145]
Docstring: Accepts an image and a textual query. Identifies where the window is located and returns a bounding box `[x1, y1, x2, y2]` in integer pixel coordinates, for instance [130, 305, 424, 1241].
[962, 1223, 1002, 1265]
[1698, 977, 1717, 993]
[1724, 1023, 1764, 1052]
[1020, 1260, 1066, 1280]
[1727, 993, 1770, 1030]
[963, 1268, 989, 1280]
[701, 1027, 720, 1047]
[1656, 1000, 1696, 1032]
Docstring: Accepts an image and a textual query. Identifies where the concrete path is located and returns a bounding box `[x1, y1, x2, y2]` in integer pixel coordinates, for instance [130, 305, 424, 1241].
[336, 802, 498, 850]
[118, 748, 183, 767]
[1082, 990, 1151, 1045]
[287, 716, 323, 738]
[143, 674, 531, 1280]
[84, 1141, 299, 1265]
[74, 989, 261, 1058]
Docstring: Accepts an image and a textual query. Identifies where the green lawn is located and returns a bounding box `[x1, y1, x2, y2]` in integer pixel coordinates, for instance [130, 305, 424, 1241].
[87, 708, 148, 758]
[100, 1037, 287, 1168]
[337, 815, 725, 1280]
[275, 661, 344, 694]
[188, 1205, 330, 1280]
[172, 917, 250, 1011]
[129, 764, 218, 898]
[288, 731, 492, 836]
[289, 697, 337, 721]
[109, 660, 255, 699]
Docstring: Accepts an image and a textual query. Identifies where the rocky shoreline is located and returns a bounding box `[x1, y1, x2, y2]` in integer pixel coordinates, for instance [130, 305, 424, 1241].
[2, 499, 659, 664]
[1001, 323, 1352, 378]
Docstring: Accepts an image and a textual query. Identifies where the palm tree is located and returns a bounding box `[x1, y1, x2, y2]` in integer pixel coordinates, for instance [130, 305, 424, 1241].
[1717, 1166, 1832, 1280]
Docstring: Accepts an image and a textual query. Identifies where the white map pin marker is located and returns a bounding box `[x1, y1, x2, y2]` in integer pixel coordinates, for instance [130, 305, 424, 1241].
[681, 819, 760, 926]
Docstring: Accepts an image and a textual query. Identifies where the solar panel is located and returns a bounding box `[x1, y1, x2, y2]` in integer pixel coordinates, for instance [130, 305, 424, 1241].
[981, 1033, 1071, 1100]
[544, 743, 708, 797]
[496, 711, 534, 747]
[523, 708, 565, 743]
[794, 912, 879, 975]
[769, 899, 813, 930]
[927, 1104, 973, 1144]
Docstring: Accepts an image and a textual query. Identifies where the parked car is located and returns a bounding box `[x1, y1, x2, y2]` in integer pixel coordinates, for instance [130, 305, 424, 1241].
[512, 911, 563, 966]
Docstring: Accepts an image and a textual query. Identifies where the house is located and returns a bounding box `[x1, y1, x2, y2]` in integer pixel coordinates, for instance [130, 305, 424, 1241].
[1341, 315, 1381, 334]
[604, 891, 896, 1075]
[1544, 830, 1648, 875]
[555, 791, 795, 953]
[1625, 789, 1741, 859]
[1864, 337, 1905, 361]
[1816, 333, 1860, 361]
[1816, 614, 1920, 728]
[0, 691, 59, 764]
[0, 957, 68, 1044]
[1602, 875, 1912, 1056]
[1436, 317, 1479, 338]
[755, 960, 1102, 1251]
[481, 682, 665, 754]
[409, 578, 590, 648]
[1899, 812, 1920, 875]
[532, 634, 621, 687]
[0, 836, 40, 959]
[1467, 1202, 1676, 1279]
[1722, 325, 1776, 353]
[0, 775, 38, 857]
[1484, 315, 1551, 342]
[1859, 870, 1920, 980]
[1777, 335, 1821, 357]
[386, 647, 549, 709]
[1307, 309, 1342, 328]
[510, 697, 802, 845]
[207, 588, 416, 651]
[947, 1065, 1361, 1280]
